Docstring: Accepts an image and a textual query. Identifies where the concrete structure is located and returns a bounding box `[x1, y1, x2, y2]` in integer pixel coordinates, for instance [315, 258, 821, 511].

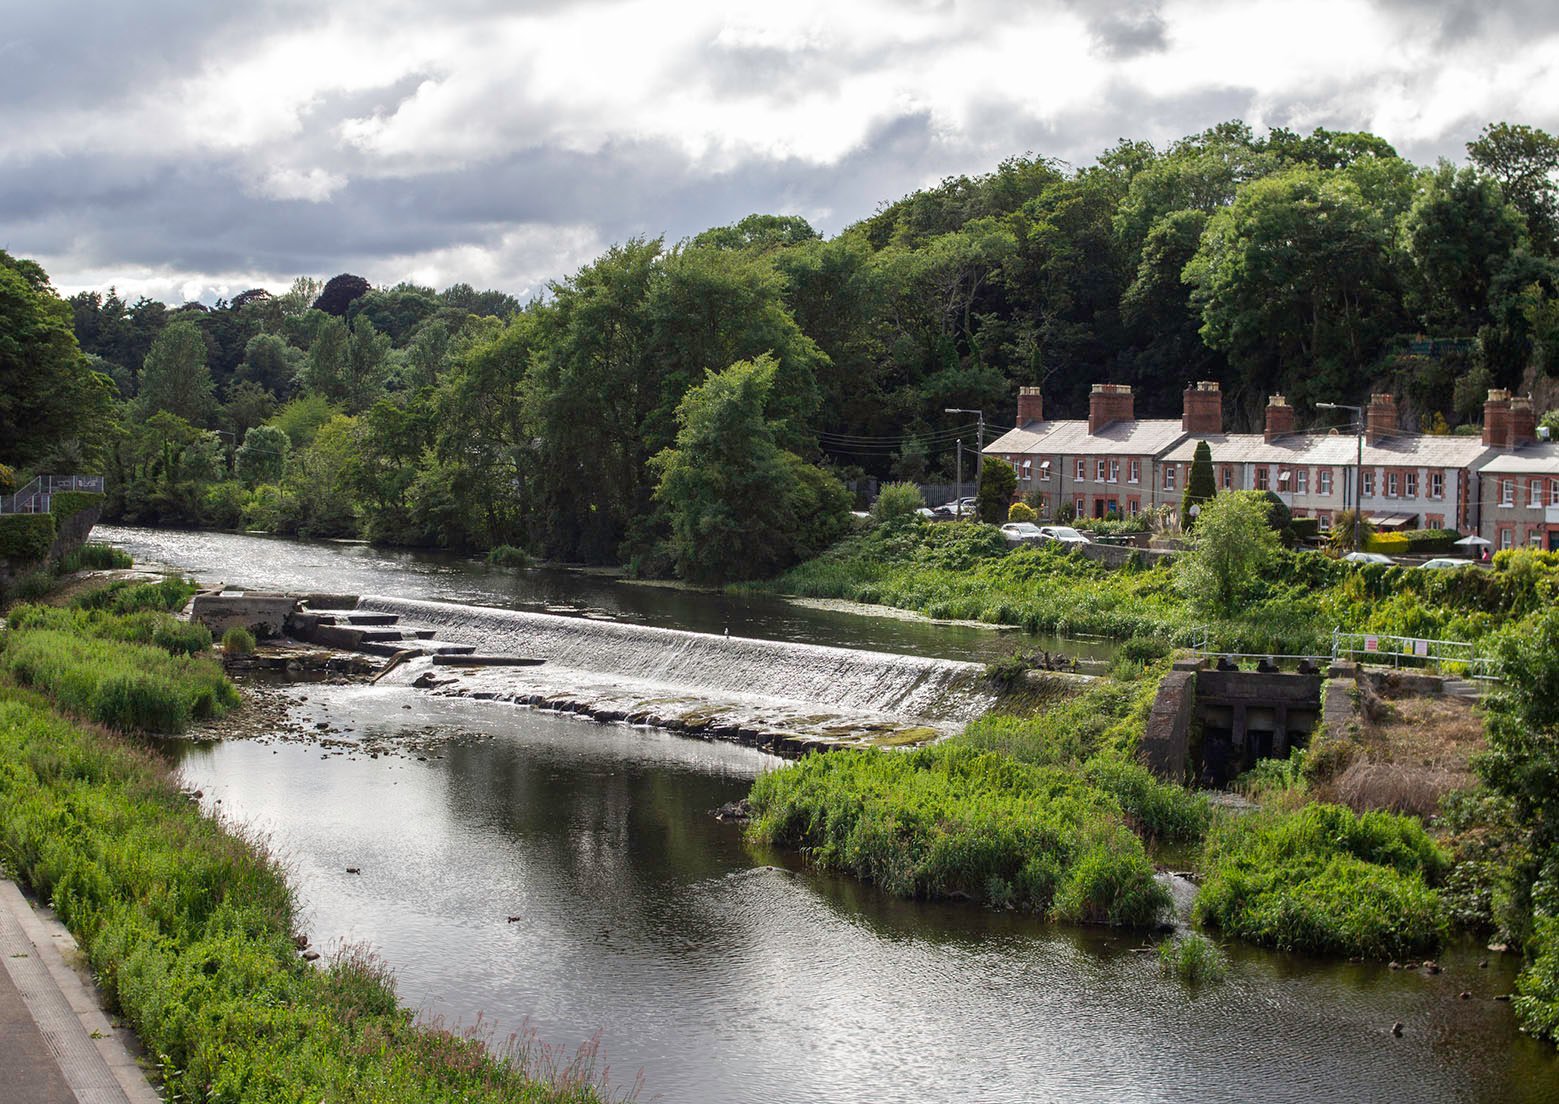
[190, 591, 299, 639]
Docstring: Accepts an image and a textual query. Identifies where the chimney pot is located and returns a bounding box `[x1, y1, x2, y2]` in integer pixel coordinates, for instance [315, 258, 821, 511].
[1016, 386, 1044, 426]
[1264, 394, 1295, 443]
[1484, 389, 1513, 448]
[1088, 383, 1134, 435]
[1181, 381, 1223, 435]
[1365, 393, 1399, 445]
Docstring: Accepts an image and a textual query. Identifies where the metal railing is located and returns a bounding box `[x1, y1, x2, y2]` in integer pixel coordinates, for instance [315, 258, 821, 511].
[0, 475, 105, 515]
[1330, 629, 1496, 679]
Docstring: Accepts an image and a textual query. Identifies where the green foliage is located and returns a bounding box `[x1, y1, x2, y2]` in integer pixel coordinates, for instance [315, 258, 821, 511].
[1328, 509, 1376, 552]
[871, 481, 925, 526]
[1158, 932, 1228, 984]
[221, 625, 256, 656]
[652, 355, 849, 582]
[1007, 501, 1037, 522]
[267, 394, 339, 450]
[1182, 440, 1215, 530]
[48, 490, 104, 523]
[234, 423, 290, 487]
[0, 513, 56, 564]
[747, 744, 1171, 926]
[1176, 491, 1281, 615]
[487, 544, 531, 568]
[137, 318, 215, 425]
[0, 690, 611, 1103]
[72, 576, 198, 614]
[56, 543, 132, 573]
[1194, 803, 1449, 958]
[976, 457, 1016, 524]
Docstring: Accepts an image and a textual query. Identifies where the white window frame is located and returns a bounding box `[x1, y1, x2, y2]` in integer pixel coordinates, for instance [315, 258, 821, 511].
[1387, 472, 1399, 497]
[1109, 460, 1120, 484]
[1039, 459, 1052, 482]
[1128, 459, 1140, 484]
[1096, 459, 1108, 483]
[1296, 469, 1309, 495]
[1430, 472, 1444, 499]
[1532, 479, 1545, 508]
[1319, 469, 1333, 496]
[1500, 527, 1514, 550]
[1076, 458, 1086, 480]
[1405, 472, 1418, 497]
[1163, 465, 1177, 491]
[1363, 472, 1375, 498]
[1502, 479, 1515, 507]
[1220, 466, 1232, 490]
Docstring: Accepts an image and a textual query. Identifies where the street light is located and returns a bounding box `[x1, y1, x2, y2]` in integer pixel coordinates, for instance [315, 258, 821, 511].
[1317, 401, 1365, 552]
[944, 407, 985, 520]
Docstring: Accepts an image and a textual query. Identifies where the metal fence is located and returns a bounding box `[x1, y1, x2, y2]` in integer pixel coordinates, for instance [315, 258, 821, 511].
[0, 475, 105, 515]
[1186, 625, 1497, 679]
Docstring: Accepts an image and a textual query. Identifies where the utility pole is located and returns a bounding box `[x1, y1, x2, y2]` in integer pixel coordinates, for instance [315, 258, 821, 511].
[945, 408, 985, 514]
[1317, 401, 1364, 552]
[954, 440, 964, 519]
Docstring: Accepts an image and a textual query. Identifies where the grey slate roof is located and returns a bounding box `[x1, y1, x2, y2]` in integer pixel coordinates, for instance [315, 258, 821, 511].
[1159, 431, 1495, 469]
[984, 418, 1188, 458]
[1475, 442, 1559, 475]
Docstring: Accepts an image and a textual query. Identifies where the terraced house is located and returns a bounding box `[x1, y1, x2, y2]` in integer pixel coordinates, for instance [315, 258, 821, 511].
[1474, 390, 1559, 551]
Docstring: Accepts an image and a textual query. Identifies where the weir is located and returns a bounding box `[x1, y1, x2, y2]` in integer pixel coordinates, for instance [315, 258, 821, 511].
[355, 594, 997, 744]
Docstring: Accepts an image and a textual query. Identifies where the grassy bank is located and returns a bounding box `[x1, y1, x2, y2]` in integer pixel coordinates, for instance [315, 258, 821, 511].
[0, 582, 619, 1102]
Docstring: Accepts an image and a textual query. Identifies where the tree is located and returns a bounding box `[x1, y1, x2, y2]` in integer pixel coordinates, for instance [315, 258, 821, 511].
[236, 332, 301, 396]
[976, 456, 1016, 523]
[1181, 440, 1216, 529]
[0, 251, 115, 468]
[296, 315, 390, 412]
[137, 318, 215, 425]
[312, 273, 372, 317]
[1467, 123, 1559, 255]
[1327, 508, 1376, 552]
[871, 482, 925, 526]
[651, 355, 849, 583]
[1175, 490, 1279, 614]
[234, 424, 290, 487]
[1401, 163, 1528, 334]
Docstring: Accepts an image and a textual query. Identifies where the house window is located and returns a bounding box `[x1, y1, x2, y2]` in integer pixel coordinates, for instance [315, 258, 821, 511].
[1363, 472, 1375, 497]
[1532, 479, 1545, 508]
[1318, 511, 1332, 529]
[1220, 466, 1232, 490]
[1076, 458, 1086, 480]
[1387, 472, 1399, 497]
[1426, 515, 1444, 530]
[1500, 528, 1514, 550]
[1039, 459, 1052, 482]
[1502, 479, 1515, 507]
[1296, 468, 1309, 495]
[1430, 472, 1444, 498]
[1109, 460, 1120, 484]
[1405, 472, 1418, 497]
[1127, 497, 1140, 516]
[1551, 478, 1559, 503]
[1096, 459, 1108, 482]
[1319, 469, 1333, 496]
[1277, 468, 1292, 490]
[1255, 467, 1270, 491]
[1074, 496, 1086, 515]
[1163, 465, 1177, 491]
[1128, 459, 1140, 484]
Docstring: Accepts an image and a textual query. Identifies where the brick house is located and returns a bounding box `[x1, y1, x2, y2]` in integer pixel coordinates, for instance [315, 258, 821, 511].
[1472, 391, 1559, 551]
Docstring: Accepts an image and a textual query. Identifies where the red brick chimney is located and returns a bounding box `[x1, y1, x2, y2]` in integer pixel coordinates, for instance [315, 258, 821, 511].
[1017, 386, 1044, 426]
[1483, 389, 1512, 448]
[1511, 395, 1537, 447]
[1181, 381, 1223, 435]
[1264, 394, 1295, 443]
[1365, 393, 1398, 445]
[1088, 383, 1134, 434]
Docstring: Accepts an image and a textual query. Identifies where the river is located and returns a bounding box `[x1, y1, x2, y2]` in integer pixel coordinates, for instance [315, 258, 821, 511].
[102, 526, 1559, 1102]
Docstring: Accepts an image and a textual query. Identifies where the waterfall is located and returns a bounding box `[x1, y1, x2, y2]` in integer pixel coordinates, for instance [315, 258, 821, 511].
[356, 594, 993, 726]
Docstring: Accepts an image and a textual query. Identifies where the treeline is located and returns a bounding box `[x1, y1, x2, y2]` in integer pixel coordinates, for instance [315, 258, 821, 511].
[7, 118, 1559, 578]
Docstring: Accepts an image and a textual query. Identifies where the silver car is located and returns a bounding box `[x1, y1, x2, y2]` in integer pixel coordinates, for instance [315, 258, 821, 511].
[1038, 526, 1090, 545]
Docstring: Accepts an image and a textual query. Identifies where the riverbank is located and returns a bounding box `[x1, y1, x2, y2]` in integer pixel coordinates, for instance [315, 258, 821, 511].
[0, 576, 622, 1103]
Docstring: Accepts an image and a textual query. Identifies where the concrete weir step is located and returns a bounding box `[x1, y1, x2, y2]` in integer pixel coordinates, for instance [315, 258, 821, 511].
[430, 655, 545, 667]
[358, 640, 476, 658]
[337, 613, 400, 626]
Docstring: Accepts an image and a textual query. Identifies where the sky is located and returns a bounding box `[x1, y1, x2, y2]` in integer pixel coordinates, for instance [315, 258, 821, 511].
[3, 0, 1557, 306]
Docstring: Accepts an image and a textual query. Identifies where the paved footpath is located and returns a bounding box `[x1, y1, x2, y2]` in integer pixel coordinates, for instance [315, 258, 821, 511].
[0, 880, 161, 1104]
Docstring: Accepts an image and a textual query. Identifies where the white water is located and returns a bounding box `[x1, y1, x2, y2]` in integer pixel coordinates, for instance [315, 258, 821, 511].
[358, 594, 997, 733]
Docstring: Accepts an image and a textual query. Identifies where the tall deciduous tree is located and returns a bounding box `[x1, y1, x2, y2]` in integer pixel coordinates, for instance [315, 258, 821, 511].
[137, 318, 215, 425]
[1402, 163, 1528, 334]
[1176, 490, 1279, 614]
[0, 251, 114, 468]
[651, 355, 849, 583]
[1467, 123, 1559, 256]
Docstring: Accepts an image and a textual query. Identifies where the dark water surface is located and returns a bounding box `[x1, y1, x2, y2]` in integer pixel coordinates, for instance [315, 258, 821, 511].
[104, 526, 1559, 1102]
[172, 686, 1559, 1104]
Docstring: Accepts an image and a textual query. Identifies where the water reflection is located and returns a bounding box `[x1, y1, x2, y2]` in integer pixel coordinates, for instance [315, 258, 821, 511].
[168, 685, 1559, 1104]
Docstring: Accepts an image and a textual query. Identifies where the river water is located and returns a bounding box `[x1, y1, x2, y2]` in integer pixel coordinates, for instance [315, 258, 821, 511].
[101, 526, 1559, 1102]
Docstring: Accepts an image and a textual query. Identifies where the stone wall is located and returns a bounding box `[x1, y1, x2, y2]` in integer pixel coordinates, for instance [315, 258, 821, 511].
[1141, 668, 1196, 781]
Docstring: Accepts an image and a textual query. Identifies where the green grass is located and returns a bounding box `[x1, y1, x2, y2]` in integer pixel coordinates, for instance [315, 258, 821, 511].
[0, 624, 235, 733]
[8, 603, 213, 657]
[56, 543, 133, 573]
[1158, 932, 1228, 984]
[0, 687, 613, 1103]
[222, 625, 257, 655]
[1193, 803, 1450, 959]
[73, 576, 198, 615]
[747, 744, 1172, 926]
[487, 544, 532, 568]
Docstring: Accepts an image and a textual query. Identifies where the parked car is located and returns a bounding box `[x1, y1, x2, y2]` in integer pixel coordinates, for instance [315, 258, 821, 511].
[1037, 525, 1091, 545]
[1341, 551, 1393, 565]
[999, 522, 1045, 543]
[1418, 557, 1465, 570]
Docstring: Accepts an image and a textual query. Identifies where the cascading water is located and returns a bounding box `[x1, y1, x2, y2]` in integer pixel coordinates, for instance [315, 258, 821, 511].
[357, 594, 998, 742]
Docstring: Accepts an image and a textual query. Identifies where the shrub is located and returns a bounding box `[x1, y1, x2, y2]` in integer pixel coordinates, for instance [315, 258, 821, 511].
[56, 543, 132, 573]
[1365, 532, 1410, 555]
[221, 626, 256, 656]
[872, 482, 926, 526]
[0, 513, 56, 563]
[1194, 803, 1449, 958]
[1008, 501, 1038, 523]
[14, 570, 55, 602]
[48, 491, 104, 523]
[1158, 932, 1227, 983]
[72, 577, 197, 615]
[747, 744, 1171, 926]
[485, 544, 531, 568]
[976, 458, 1017, 524]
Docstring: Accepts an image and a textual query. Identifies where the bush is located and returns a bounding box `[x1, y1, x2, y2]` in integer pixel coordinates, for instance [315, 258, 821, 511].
[1194, 803, 1449, 958]
[222, 626, 256, 656]
[1158, 932, 1227, 983]
[1008, 501, 1038, 523]
[56, 543, 132, 573]
[486, 544, 531, 568]
[0, 513, 56, 563]
[747, 744, 1171, 926]
[872, 482, 926, 526]
[48, 490, 104, 523]
[72, 577, 197, 615]
[1365, 532, 1410, 555]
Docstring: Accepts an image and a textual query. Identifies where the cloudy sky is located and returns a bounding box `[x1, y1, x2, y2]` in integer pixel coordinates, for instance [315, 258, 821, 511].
[3, 0, 1557, 305]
